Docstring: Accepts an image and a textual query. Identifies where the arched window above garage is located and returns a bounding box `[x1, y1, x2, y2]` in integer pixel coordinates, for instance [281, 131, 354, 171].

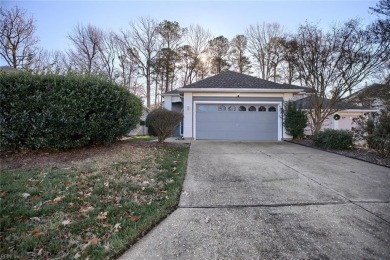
[239, 106, 246, 111]
[268, 106, 276, 112]
[248, 106, 256, 111]
[228, 105, 236, 111]
[259, 106, 266, 112]
[218, 105, 226, 111]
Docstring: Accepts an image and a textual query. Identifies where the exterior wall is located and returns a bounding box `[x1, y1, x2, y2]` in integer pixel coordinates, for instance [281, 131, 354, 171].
[163, 96, 172, 110]
[304, 110, 369, 135]
[183, 92, 193, 139]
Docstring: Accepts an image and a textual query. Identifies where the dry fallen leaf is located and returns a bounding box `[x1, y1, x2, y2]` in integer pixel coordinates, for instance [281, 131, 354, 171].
[96, 211, 108, 220]
[37, 248, 43, 256]
[22, 193, 31, 198]
[80, 206, 94, 213]
[62, 219, 71, 226]
[129, 215, 140, 222]
[113, 223, 121, 232]
[83, 237, 100, 250]
[31, 230, 45, 236]
[53, 196, 63, 202]
[74, 252, 81, 259]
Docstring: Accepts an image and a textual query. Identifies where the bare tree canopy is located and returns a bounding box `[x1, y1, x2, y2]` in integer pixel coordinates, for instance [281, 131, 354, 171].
[0, 6, 39, 69]
[370, 0, 390, 84]
[122, 17, 159, 108]
[208, 35, 230, 74]
[229, 34, 251, 73]
[67, 24, 103, 75]
[286, 20, 389, 133]
[246, 22, 284, 81]
[180, 24, 211, 85]
[157, 20, 186, 93]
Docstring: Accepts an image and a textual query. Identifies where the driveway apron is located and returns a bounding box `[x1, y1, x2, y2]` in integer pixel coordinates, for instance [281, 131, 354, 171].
[119, 141, 390, 259]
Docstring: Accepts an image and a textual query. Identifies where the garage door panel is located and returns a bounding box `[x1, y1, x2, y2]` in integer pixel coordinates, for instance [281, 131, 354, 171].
[196, 104, 278, 141]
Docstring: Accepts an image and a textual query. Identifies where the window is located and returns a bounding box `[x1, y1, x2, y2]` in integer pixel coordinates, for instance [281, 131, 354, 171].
[259, 106, 266, 112]
[197, 105, 218, 112]
[248, 106, 256, 111]
[239, 106, 246, 111]
[228, 105, 236, 111]
[268, 106, 276, 112]
[218, 105, 226, 111]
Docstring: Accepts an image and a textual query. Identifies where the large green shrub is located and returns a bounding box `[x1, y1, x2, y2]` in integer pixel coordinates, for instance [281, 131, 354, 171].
[312, 129, 354, 149]
[0, 72, 142, 151]
[146, 109, 183, 143]
[283, 100, 307, 139]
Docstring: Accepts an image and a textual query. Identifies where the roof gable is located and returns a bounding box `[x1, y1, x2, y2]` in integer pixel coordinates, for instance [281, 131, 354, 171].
[182, 71, 307, 90]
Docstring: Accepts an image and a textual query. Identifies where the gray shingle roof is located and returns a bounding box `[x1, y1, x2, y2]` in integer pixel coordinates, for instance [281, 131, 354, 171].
[182, 71, 308, 90]
[162, 89, 180, 95]
[295, 97, 371, 110]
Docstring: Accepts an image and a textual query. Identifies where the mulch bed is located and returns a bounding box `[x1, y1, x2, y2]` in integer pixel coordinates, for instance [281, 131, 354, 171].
[287, 139, 390, 168]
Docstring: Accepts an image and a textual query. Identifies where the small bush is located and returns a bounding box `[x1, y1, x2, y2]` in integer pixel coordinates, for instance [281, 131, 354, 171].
[145, 108, 163, 136]
[353, 110, 390, 157]
[0, 72, 143, 151]
[147, 109, 183, 143]
[312, 129, 354, 150]
[283, 100, 307, 139]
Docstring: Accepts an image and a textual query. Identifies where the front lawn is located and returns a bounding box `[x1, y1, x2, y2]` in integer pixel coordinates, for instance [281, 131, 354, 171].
[0, 140, 189, 259]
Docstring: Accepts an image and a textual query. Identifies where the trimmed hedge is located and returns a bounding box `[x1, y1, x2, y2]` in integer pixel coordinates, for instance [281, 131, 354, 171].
[146, 109, 182, 143]
[312, 129, 354, 150]
[0, 72, 142, 151]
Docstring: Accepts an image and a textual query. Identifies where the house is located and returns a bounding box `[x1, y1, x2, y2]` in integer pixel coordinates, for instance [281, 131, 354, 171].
[163, 71, 378, 140]
[343, 83, 389, 111]
[163, 71, 309, 141]
[294, 97, 377, 136]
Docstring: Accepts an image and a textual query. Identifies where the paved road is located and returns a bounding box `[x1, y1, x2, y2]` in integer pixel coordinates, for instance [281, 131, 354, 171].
[119, 141, 390, 259]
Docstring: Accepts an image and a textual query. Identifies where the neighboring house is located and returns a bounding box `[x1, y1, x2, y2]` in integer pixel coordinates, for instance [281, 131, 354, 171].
[294, 97, 376, 136]
[128, 107, 150, 136]
[343, 83, 389, 111]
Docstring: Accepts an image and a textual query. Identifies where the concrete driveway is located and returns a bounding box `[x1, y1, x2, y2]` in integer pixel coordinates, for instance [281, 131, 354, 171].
[119, 141, 390, 259]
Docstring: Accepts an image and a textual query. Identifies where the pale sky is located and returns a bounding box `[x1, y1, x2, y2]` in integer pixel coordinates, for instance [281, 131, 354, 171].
[1, 0, 379, 64]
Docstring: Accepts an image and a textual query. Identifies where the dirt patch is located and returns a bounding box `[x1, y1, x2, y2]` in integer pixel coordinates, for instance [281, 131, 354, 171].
[288, 139, 390, 168]
[0, 139, 189, 170]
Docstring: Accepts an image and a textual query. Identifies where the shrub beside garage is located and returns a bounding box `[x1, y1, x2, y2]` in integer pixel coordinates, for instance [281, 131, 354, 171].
[0, 72, 143, 151]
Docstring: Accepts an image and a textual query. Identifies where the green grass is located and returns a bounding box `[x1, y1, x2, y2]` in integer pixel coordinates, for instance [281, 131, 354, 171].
[0, 143, 189, 259]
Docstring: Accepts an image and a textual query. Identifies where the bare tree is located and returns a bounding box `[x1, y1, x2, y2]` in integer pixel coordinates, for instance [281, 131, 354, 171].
[286, 20, 389, 133]
[0, 6, 39, 69]
[29, 49, 69, 74]
[114, 33, 144, 97]
[157, 20, 186, 93]
[208, 35, 230, 74]
[246, 22, 284, 81]
[96, 31, 117, 81]
[229, 34, 251, 73]
[370, 0, 390, 84]
[180, 24, 212, 85]
[67, 24, 102, 74]
[122, 17, 159, 108]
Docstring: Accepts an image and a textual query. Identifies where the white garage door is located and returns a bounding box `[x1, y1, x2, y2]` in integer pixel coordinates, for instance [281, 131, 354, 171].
[196, 104, 279, 141]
